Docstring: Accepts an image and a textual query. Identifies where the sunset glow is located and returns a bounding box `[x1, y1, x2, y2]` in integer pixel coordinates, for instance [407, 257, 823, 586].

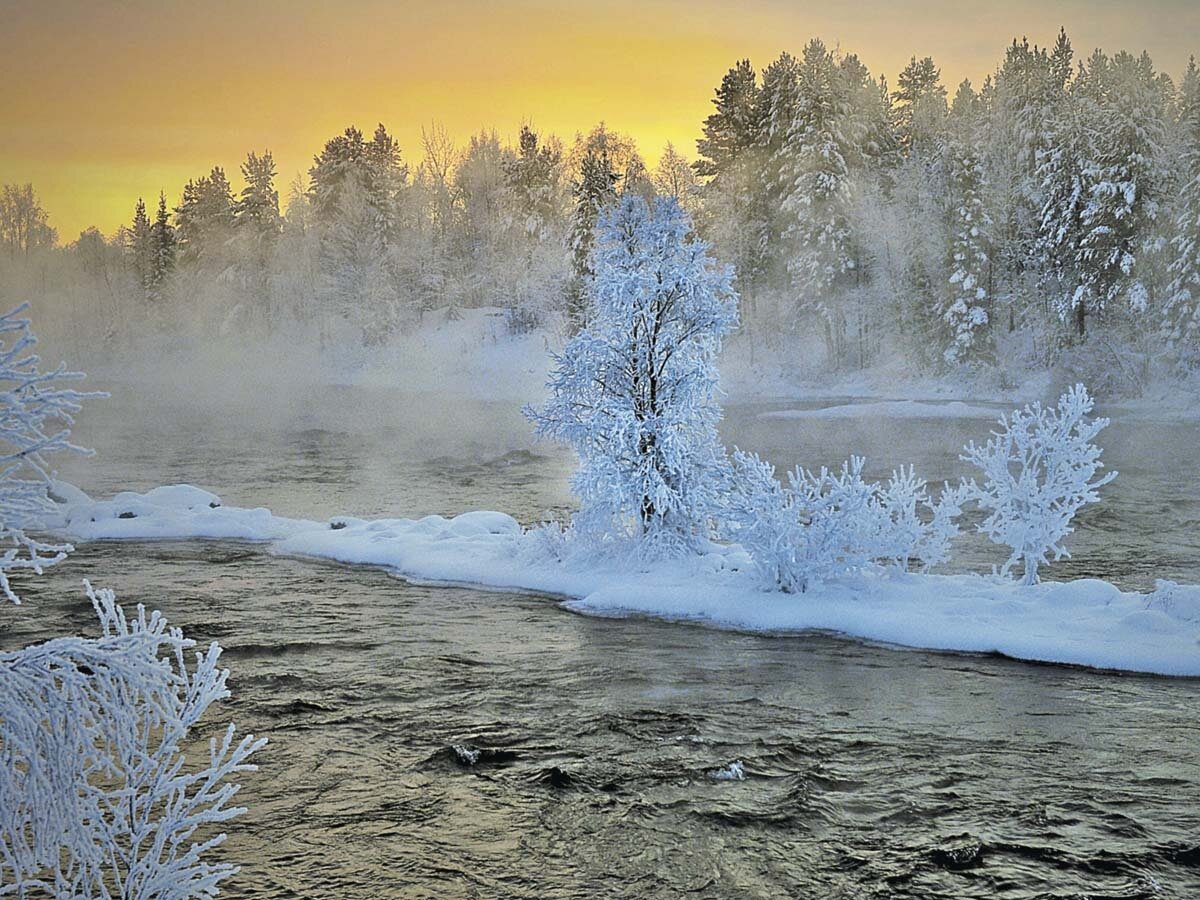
[4, 0, 1199, 238]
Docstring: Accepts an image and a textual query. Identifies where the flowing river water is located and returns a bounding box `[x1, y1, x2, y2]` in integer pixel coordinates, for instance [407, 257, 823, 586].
[4, 386, 1199, 898]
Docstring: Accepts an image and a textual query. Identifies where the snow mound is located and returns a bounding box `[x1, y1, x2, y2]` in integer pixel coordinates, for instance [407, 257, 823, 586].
[47, 483, 310, 542]
[45, 483, 1200, 677]
[761, 400, 998, 421]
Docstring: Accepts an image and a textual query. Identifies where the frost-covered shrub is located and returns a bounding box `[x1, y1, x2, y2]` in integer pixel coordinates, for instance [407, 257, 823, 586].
[728, 452, 962, 593]
[962, 383, 1116, 585]
[0, 303, 100, 604]
[525, 196, 738, 558]
[873, 466, 967, 573]
[0, 582, 265, 898]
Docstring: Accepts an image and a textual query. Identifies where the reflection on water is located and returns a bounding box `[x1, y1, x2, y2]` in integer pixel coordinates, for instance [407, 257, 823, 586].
[4, 386, 1197, 897]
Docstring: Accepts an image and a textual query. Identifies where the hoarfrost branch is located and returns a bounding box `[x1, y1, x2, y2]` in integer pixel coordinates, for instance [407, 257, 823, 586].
[0, 582, 265, 898]
[0, 302, 102, 604]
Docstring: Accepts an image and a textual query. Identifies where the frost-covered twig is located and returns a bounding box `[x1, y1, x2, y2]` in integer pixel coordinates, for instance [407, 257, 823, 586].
[0, 582, 265, 898]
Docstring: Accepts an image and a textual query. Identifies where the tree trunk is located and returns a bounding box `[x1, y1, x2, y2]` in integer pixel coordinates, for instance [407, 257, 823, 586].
[1021, 554, 1040, 586]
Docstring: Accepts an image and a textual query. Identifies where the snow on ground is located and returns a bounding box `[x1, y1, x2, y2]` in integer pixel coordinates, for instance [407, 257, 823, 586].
[44, 483, 1200, 678]
[759, 400, 1000, 420]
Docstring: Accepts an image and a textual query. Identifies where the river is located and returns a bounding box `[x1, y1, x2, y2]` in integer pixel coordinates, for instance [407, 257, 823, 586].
[4, 386, 1198, 898]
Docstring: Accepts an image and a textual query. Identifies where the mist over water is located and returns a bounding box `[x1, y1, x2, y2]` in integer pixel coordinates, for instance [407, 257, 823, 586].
[6, 383, 1196, 897]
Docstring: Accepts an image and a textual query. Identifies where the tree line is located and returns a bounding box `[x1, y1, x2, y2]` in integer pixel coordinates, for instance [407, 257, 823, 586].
[2, 29, 1198, 387]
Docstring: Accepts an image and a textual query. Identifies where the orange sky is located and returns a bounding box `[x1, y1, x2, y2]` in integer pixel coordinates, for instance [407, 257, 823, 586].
[3, 0, 1197, 239]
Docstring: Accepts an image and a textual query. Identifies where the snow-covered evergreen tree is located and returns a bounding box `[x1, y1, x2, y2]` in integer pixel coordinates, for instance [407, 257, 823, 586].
[943, 80, 993, 364]
[695, 59, 762, 181]
[893, 56, 948, 158]
[1163, 58, 1200, 367]
[1040, 51, 1168, 338]
[125, 198, 153, 295]
[779, 39, 856, 364]
[527, 196, 738, 556]
[962, 384, 1116, 585]
[693, 59, 770, 319]
[566, 145, 618, 330]
[147, 192, 176, 300]
[234, 150, 282, 238]
[174, 167, 236, 268]
[504, 125, 564, 243]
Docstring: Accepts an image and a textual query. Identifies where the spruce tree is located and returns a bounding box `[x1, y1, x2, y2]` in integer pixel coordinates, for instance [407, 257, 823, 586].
[893, 56, 948, 157]
[567, 147, 618, 330]
[235, 151, 281, 238]
[174, 167, 236, 266]
[779, 39, 856, 363]
[942, 80, 993, 365]
[693, 60, 771, 313]
[147, 192, 175, 297]
[126, 198, 153, 293]
[504, 125, 563, 241]
[1163, 58, 1200, 366]
[695, 59, 761, 180]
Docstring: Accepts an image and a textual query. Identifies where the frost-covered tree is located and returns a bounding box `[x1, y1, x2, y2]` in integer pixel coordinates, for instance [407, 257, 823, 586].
[1163, 58, 1200, 367]
[693, 59, 771, 316]
[125, 198, 153, 294]
[0, 304, 94, 604]
[504, 125, 565, 243]
[1040, 51, 1168, 338]
[174, 167, 236, 268]
[527, 196, 738, 556]
[695, 59, 761, 181]
[943, 80, 993, 364]
[566, 145, 618, 330]
[147, 192, 176, 299]
[729, 452, 880, 593]
[235, 150, 282, 239]
[893, 56, 948, 157]
[779, 39, 856, 362]
[652, 142, 700, 215]
[962, 384, 1116, 585]
[0, 184, 56, 256]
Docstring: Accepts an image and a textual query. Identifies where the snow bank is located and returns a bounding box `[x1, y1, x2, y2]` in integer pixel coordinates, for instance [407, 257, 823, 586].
[47, 484, 1200, 677]
[760, 400, 999, 421]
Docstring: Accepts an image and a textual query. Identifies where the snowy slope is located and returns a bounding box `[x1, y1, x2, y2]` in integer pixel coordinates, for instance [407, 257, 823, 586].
[44, 483, 1200, 677]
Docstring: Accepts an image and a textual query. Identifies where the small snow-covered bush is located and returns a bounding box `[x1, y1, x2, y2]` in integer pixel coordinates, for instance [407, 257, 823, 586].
[962, 383, 1116, 585]
[728, 451, 962, 593]
[873, 466, 967, 574]
[0, 303, 100, 603]
[0, 583, 265, 898]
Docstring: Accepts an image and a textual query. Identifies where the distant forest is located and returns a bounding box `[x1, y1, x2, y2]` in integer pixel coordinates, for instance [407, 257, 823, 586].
[2, 30, 1199, 392]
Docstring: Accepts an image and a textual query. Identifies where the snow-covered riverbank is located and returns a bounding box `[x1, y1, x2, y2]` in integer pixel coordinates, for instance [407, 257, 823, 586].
[46, 483, 1200, 677]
